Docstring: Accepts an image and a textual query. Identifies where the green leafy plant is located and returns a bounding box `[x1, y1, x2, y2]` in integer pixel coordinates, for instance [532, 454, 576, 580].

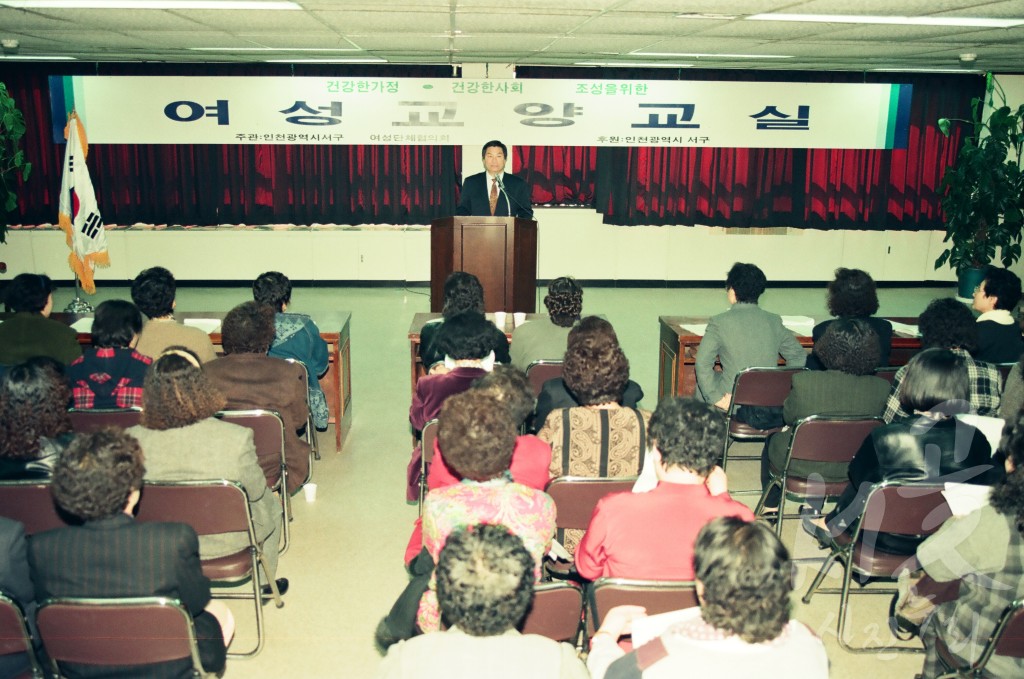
[0, 81, 32, 244]
[935, 74, 1024, 274]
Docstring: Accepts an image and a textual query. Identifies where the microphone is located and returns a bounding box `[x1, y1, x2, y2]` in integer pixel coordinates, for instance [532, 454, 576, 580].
[494, 175, 533, 219]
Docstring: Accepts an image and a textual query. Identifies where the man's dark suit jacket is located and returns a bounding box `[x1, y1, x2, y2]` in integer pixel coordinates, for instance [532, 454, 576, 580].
[28, 514, 226, 678]
[456, 171, 533, 218]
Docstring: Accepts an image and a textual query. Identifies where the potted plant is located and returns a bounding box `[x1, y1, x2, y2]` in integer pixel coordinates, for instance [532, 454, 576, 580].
[0, 81, 32, 244]
[935, 74, 1024, 298]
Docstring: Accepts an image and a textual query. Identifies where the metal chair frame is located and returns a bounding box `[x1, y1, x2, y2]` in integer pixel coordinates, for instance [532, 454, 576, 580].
[417, 418, 439, 516]
[283, 357, 321, 463]
[934, 599, 1024, 678]
[801, 480, 951, 653]
[721, 367, 805, 471]
[525, 360, 564, 397]
[135, 479, 284, 658]
[0, 591, 44, 678]
[521, 581, 585, 647]
[67, 407, 143, 432]
[754, 415, 884, 538]
[587, 577, 699, 638]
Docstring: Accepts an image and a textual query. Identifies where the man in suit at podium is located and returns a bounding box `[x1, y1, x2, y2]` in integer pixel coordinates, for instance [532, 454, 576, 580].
[456, 140, 534, 219]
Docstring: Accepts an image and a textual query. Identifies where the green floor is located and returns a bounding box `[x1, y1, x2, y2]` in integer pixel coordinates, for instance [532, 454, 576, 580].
[50, 282, 957, 678]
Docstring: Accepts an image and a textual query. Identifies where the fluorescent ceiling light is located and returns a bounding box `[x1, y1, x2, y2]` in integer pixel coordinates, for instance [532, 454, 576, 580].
[675, 13, 739, 20]
[191, 47, 361, 52]
[0, 54, 75, 59]
[633, 52, 792, 59]
[265, 57, 386, 63]
[872, 67, 983, 73]
[575, 61, 693, 68]
[746, 14, 1024, 29]
[0, 1, 300, 9]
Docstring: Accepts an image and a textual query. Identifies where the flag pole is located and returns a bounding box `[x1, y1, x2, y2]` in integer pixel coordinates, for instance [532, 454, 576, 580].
[64, 274, 93, 313]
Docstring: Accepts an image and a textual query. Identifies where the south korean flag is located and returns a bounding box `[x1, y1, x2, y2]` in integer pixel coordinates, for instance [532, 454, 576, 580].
[58, 112, 108, 294]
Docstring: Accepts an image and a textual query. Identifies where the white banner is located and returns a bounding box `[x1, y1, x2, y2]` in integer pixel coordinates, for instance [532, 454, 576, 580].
[51, 76, 912, 150]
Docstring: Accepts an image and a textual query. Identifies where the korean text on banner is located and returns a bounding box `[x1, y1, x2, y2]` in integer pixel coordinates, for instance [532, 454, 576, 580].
[58, 113, 108, 293]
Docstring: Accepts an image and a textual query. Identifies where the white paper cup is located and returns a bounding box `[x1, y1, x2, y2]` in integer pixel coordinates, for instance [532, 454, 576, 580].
[513, 312, 526, 327]
[303, 482, 318, 502]
[493, 311, 507, 329]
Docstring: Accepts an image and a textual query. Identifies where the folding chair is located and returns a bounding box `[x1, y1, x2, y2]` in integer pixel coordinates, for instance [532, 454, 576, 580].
[802, 481, 952, 653]
[67, 407, 142, 433]
[722, 367, 804, 471]
[520, 581, 585, 645]
[544, 476, 636, 566]
[525, 360, 564, 397]
[36, 596, 209, 678]
[755, 415, 884, 538]
[874, 367, 898, 384]
[218, 409, 290, 555]
[935, 599, 1024, 678]
[417, 418, 439, 515]
[135, 480, 284, 658]
[0, 591, 43, 678]
[0, 482, 71, 535]
[588, 577, 699, 637]
[284, 358, 321, 462]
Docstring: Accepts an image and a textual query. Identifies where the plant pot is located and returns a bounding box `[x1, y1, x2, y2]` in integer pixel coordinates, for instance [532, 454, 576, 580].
[957, 266, 987, 299]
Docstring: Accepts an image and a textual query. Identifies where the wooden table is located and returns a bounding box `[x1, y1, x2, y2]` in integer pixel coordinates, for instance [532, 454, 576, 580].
[408, 312, 538, 392]
[43, 310, 353, 452]
[657, 316, 922, 400]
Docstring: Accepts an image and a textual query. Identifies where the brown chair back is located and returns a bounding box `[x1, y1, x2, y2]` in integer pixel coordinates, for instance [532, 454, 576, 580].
[520, 581, 584, 643]
[525, 361, 564, 397]
[217, 409, 286, 490]
[67, 408, 142, 433]
[36, 597, 203, 672]
[994, 600, 1024, 658]
[422, 419, 439, 468]
[589, 578, 699, 633]
[0, 592, 40, 673]
[0, 482, 71, 535]
[135, 480, 252, 542]
[788, 416, 883, 465]
[545, 476, 636, 532]
[730, 367, 803, 409]
[858, 482, 952, 539]
[874, 368, 898, 384]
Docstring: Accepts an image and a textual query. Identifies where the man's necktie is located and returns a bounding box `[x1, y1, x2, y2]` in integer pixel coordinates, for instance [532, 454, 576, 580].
[489, 177, 498, 216]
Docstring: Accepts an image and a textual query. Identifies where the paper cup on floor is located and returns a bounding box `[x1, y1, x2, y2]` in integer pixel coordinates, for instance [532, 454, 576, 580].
[493, 311, 507, 329]
[303, 482, 318, 502]
[513, 312, 526, 327]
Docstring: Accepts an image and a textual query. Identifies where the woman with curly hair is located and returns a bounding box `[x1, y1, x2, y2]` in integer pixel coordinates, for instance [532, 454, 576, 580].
[0, 357, 74, 479]
[416, 389, 555, 634]
[760, 319, 891, 511]
[588, 517, 828, 679]
[510, 276, 583, 370]
[916, 411, 1024, 678]
[126, 348, 287, 596]
[809, 268, 893, 368]
[418, 271, 510, 372]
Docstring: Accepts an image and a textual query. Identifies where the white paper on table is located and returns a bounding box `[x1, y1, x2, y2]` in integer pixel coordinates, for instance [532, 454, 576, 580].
[630, 607, 700, 647]
[942, 483, 992, 517]
[956, 413, 1006, 456]
[679, 324, 707, 336]
[781, 315, 815, 336]
[182, 318, 220, 334]
[70, 317, 94, 333]
[889, 321, 920, 337]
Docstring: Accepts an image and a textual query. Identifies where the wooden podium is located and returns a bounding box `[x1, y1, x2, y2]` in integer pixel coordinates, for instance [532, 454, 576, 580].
[430, 216, 538, 313]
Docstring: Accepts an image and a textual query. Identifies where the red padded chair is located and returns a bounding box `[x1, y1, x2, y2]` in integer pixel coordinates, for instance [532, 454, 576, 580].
[722, 367, 804, 471]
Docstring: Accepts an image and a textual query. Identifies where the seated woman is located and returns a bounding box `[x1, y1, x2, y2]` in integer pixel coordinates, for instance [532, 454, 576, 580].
[407, 312, 499, 500]
[587, 518, 828, 679]
[28, 428, 234, 677]
[761, 319, 891, 510]
[510, 276, 582, 371]
[917, 411, 1024, 679]
[404, 365, 552, 565]
[805, 348, 1004, 554]
[0, 357, 75, 480]
[253, 271, 330, 430]
[971, 266, 1024, 364]
[380, 525, 588, 679]
[531, 316, 644, 433]
[204, 302, 310, 494]
[67, 299, 151, 409]
[418, 389, 556, 633]
[808, 267, 893, 369]
[418, 271, 510, 373]
[0, 273, 81, 366]
[127, 349, 286, 596]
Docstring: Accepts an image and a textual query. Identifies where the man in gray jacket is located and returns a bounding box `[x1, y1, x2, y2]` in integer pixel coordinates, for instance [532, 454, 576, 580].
[696, 263, 806, 413]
